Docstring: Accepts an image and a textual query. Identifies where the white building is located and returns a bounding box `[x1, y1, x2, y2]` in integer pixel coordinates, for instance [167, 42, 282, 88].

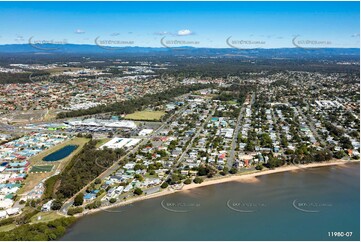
[99, 138, 141, 150]
[41, 200, 53, 212]
[0, 210, 7, 219]
[6, 207, 20, 216]
[0, 199, 14, 209]
[138, 129, 153, 136]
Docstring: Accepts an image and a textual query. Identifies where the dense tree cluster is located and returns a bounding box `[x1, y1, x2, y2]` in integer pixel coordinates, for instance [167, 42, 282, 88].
[56, 140, 125, 199]
[85, 200, 102, 210]
[43, 175, 60, 200]
[287, 148, 333, 164]
[0, 217, 76, 241]
[73, 193, 84, 206]
[134, 188, 143, 195]
[0, 71, 49, 84]
[193, 177, 204, 184]
[67, 207, 84, 216]
[57, 84, 213, 118]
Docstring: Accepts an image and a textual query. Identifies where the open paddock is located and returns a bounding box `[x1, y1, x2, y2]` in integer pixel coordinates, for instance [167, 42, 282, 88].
[125, 111, 166, 121]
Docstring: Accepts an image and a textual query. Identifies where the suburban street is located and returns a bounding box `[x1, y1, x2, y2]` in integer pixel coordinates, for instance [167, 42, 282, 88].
[296, 106, 327, 146]
[227, 93, 255, 168]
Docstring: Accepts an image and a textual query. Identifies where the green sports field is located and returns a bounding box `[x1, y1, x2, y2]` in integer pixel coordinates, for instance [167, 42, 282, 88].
[30, 165, 54, 173]
[125, 111, 166, 121]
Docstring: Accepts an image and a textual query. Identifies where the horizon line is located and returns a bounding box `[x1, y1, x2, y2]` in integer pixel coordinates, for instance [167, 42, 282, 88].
[0, 43, 359, 50]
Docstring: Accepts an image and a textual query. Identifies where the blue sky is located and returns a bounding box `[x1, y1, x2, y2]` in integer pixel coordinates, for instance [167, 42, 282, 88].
[0, 1, 359, 48]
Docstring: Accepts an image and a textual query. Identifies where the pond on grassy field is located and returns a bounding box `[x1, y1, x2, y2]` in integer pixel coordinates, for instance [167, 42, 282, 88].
[43, 145, 78, 162]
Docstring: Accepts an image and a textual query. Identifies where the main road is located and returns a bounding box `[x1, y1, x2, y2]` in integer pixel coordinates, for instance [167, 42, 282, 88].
[227, 93, 255, 168]
[176, 104, 216, 167]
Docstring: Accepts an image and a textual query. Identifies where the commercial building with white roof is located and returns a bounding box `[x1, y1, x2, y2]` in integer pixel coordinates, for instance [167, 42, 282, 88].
[99, 138, 141, 150]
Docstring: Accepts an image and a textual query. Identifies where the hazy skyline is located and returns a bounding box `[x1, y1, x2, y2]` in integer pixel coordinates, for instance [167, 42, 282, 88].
[0, 1, 359, 48]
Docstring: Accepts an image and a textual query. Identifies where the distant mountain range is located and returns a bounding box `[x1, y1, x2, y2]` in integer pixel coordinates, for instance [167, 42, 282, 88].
[0, 44, 359, 59]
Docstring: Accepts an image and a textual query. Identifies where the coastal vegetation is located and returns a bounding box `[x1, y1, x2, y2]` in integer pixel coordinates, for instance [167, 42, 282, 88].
[85, 200, 101, 210]
[67, 207, 84, 216]
[160, 182, 169, 188]
[134, 188, 143, 195]
[193, 177, 204, 184]
[0, 217, 76, 240]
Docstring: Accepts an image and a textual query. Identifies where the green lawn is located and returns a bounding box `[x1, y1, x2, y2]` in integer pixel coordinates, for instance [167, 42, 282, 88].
[227, 100, 238, 105]
[125, 111, 166, 121]
[30, 212, 65, 224]
[0, 224, 16, 232]
[30, 165, 54, 173]
[144, 173, 159, 179]
[95, 138, 111, 148]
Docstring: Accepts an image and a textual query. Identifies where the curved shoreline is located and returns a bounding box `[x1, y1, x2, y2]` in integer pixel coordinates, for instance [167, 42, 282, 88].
[74, 159, 359, 218]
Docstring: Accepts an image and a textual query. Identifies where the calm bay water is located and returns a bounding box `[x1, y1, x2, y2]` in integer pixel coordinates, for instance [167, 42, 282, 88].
[62, 163, 360, 241]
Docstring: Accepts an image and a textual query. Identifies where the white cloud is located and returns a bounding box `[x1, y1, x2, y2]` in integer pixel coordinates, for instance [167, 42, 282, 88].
[177, 29, 193, 36]
[74, 29, 86, 34]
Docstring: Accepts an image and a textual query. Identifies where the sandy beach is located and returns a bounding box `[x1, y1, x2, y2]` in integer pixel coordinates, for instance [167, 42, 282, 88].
[76, 159, 358, 217]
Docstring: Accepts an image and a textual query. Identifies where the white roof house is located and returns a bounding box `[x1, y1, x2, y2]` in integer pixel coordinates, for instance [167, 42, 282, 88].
[138, 129, 154, 136]
[123, 184, 133, 193]
[0, 199, 14, 209]
[41, 200, 53, 212]
[0, 210, 7, 218]
[124, 162, 136, 170]
[6, 207, 20, 216]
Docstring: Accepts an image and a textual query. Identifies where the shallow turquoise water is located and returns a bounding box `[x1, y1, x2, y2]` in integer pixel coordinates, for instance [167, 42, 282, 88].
[62, 163, 360, 241]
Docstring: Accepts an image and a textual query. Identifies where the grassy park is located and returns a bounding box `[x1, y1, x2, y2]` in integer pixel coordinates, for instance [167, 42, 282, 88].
[30, 212, 65, 224]
[125, 110, 166, 121]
